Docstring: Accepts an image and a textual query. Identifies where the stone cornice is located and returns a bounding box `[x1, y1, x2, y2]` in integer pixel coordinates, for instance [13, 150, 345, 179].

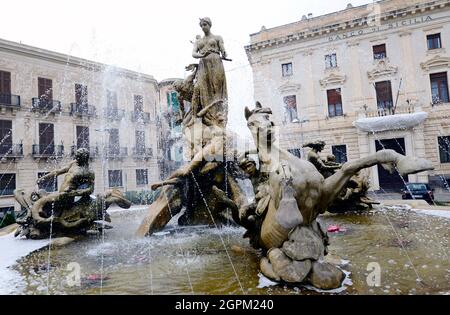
[319, 72, 346, 87]
[367, 59, 398, 81]
[0, 37, 158, 87]
[245, 0, 450, 53]
[420, 54, 450, 71]
[278, 81, 301, 93]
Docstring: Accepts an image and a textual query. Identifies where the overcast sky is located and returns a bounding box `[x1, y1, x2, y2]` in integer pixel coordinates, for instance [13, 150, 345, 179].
[0, 0, 370, 136]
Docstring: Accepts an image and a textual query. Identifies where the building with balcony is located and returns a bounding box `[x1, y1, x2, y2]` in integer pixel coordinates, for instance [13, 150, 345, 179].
[157, 79, 185, 179]
[246, 0, 450, 191]
[0, 37, 161, 212]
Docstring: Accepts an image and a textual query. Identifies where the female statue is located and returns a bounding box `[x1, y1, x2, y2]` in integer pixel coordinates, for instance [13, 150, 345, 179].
[192, 17, 228, 127]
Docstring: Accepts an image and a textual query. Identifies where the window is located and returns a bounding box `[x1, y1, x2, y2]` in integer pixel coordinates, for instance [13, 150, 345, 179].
[288, 148, 302, 158]
[0, 206, 15, 227]
[283, 95, 298, 123]
[108, 170, 123, 187]
[430, 72, 449, 104]
[75, 84, 88, 106]
[38, 78, 53, 101]
[375, 80, 394, 112]
[167, 91, 179, 113]
[332, 145, 348, 164]
[427, 33, 442, 50]
[76, 126, 89, 149]
[0, 71, 11, 95]
[327, 88, 343, 117]
[325, 53, 337, 69]
[0, 173, 16, 196]
[109, 128, 120, 154]
[38, 172, 58, 192]
[282, 63, 293, 77]
[39, 123, 55, 155]
[373, 44, 387, 60]
[134, 95, 143, 112]
[0, 120, 12, 155]
[136, 169, 148, 186]
[106, 90, 118, 109]
[135, 130, 145, 153]
[438, 136, 450, 163]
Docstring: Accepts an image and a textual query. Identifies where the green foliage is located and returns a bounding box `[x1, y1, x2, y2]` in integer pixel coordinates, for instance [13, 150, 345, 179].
[124, 190, 156, 205]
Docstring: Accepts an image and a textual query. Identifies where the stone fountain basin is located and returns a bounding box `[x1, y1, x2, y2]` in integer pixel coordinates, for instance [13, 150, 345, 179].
[0, 205, 449, 295]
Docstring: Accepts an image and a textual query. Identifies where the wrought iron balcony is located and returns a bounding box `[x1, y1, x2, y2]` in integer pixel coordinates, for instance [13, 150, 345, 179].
[104, 108, 125, 121]
[70, 145, 99, 159]
[131, 111, 151, 123]
[105, 147, 128, 159]
[132, 147, 153, 160]
[0, 144, 23, 159]
[0, 94, 21, 108]
[32, 98, 61, 113]
[32, 144, 64, 158]
[70, 103, 97, 118]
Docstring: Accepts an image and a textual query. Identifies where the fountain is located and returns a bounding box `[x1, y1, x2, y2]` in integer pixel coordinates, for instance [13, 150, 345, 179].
[1, 18, 448, 295]
[136, 18, 435, 290]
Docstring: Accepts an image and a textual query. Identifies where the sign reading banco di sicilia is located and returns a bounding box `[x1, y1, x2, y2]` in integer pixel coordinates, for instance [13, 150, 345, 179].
[328, 15, 433, 42]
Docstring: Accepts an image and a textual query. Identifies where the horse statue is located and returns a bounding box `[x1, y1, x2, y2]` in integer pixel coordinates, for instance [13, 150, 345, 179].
[238, 102, 433, 289]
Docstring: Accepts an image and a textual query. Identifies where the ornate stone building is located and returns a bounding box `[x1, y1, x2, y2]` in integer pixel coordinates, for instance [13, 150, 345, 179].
[246, 0, 450, 192]
[0, 37, 160, 215]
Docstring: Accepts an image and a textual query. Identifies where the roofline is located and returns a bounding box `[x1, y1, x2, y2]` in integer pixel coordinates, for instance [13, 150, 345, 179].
[246, 0, 450, 53]
[0, 37, 159, 87]
[249, 1, 377, 37]
[158, 78, 183, 87]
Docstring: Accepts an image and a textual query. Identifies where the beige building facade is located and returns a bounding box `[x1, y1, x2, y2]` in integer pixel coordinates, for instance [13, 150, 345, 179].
[246, 0, 450, 192]
[0, 38, 160, 214]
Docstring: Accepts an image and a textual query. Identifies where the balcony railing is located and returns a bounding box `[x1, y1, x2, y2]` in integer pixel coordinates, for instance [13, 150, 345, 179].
[363, 103, 416, 118]
[104, 108, 125, 121]
[132, 147, 153, 159]
[131, 111, 151, 123]
[70, 145, 99, 159]
[32, 144, 64, 158]
[32, 98, 62, 113]
[70, 103, 97, 118]
[106, 147, 128, 159]
[0, 144, 23, 158]
[0, 94, 21, 107]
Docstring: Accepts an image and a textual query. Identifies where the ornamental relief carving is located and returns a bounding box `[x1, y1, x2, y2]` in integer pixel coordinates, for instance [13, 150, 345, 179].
[319, 72, 346, 88]
[420, 55, 450, 71]
[367, 58, 398, 81]
[278, 80, 301, 93]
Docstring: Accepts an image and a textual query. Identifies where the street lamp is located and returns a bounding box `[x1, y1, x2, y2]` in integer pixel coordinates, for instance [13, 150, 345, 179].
[293, 117, 310, 158]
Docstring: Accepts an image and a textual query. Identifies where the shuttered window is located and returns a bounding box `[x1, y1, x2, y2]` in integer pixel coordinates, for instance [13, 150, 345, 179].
[327, 88, 343, 117]
[38, 78, 53, 100]
[430, 72, 449, 104]
[108, 170, 123, 187]
[375, 80, 393, 110]
[0, 71, 11, 94]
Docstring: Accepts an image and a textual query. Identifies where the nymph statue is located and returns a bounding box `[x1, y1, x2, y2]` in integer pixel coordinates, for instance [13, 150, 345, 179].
[191, 17, 228, 128]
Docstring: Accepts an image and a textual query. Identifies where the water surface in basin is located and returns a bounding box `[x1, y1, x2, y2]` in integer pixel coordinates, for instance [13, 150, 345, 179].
[11, 206, 450, 295]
